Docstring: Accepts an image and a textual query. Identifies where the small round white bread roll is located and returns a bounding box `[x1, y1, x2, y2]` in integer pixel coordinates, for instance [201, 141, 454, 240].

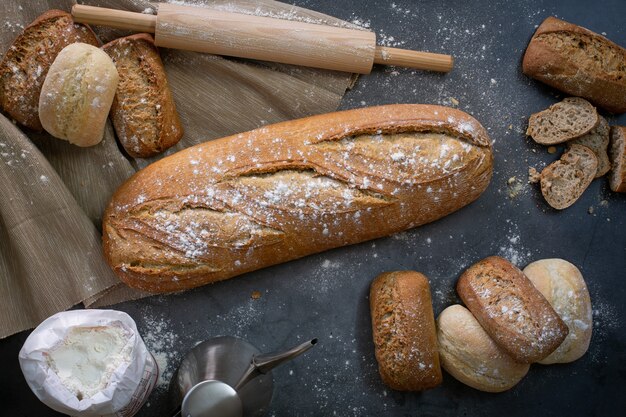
[437, 304, 530, 392]
[523, 259, 592, 364]
[39, 43, 118, 147]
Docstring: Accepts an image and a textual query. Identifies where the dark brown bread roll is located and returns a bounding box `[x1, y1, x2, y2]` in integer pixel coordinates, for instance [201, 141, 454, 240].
[456, 256, 568, 363]
[102, 34, 183, 158]
[370, 271, 442, 391]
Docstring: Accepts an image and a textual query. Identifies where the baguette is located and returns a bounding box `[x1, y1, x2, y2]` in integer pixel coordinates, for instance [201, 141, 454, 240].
[522, 16, 626, 114]
[456, 256, 568, 363]
[0, 10, 99, 130]
[102, 34, 183, 158]
[370, 271, 442, 391]
[103, 104, 493, 292]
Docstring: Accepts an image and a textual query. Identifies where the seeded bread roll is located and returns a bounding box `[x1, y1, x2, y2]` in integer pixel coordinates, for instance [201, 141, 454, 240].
[523, 259, 592, 364]
[540, 144, 598, 209]
[609, 126, 626, 192]
[103, 104, 493, 293]
[0, 10, 99, 130]
[102, 34, 183, 158]
[526, 97, 599, 145]
[437, 305, 530, 392]
[370, 271, 442, 391]
[456, 256, 568, 364]
[39, 43, 119, 147]
[569, 116, 610, 178]
[522, 16, 626, 114]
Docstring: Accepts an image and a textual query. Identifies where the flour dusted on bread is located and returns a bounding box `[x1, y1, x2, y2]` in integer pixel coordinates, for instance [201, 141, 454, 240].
[370, 271, 442, 391]
[0, 10, 99, 130]
[103, 34, 183, 158]
[103, 104, 493, 293]
[456, 256, 568, 364]
[39, 43, 119, 147]
[437, 305, 529, 392]
[524, 259, 592, 364]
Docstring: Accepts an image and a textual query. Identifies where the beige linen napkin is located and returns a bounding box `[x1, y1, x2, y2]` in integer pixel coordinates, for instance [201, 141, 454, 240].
[0, 0, 358, 335]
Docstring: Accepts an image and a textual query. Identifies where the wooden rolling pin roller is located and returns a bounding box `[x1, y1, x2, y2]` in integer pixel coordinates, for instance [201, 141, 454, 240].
[72, 3, 453, 73]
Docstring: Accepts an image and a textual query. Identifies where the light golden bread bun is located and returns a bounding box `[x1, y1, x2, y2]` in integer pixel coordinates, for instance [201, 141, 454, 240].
[39, 43, 119, 147]
[523, 259, 592, 364]
[437, 304, 530, 392]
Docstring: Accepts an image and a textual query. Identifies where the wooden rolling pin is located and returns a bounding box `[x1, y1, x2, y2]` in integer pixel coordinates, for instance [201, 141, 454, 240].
[72, 3, 453, 74]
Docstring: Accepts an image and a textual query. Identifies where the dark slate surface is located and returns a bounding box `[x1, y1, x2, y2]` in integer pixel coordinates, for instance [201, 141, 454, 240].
[2, 0, 625, 416]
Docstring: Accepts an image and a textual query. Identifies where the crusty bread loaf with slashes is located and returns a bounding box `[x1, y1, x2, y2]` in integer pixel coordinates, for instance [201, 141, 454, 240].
[103, 104, 493, 292]
[524, 259, 592, 364]
[540, 144, 597, 209]
[609, 126, 626, 192]
[437, 304, 530, 392]
[370, 271, 442, 391]
[102, 34, 183, 158]
[522, 16, 626, 114]
[456, 256, 568, 364]
[0, 10, 99, 130]
[526, 97, 598, 145]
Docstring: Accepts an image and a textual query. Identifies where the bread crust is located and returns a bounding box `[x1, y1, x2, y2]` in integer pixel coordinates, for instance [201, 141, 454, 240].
[103, 104, 493, 292]
[609, 126, 626, 192]
[102, 33, 183, 158]
[0, 10, 99, 130]
[523, 259, 592, 364]
[437, 305, 529, 392]
[370, 271, 442, 391]
[522, 16, 626, 114]
[456, 256, 568, 364]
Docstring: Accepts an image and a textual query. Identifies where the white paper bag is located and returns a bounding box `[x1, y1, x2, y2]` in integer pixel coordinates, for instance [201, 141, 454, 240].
[19, 309, 158, 416]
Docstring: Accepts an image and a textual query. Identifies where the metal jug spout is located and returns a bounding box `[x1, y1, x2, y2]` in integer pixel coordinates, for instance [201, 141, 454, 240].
[234, 338, 317, 391]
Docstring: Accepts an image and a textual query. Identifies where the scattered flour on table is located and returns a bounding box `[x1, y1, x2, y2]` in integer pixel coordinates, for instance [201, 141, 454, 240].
[141, 313, 179, 390]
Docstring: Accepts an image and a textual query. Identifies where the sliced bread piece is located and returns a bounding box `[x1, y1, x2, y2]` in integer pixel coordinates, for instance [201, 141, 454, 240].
[569, 116, 610, 178]
[526, 97, 598, 145]
[609, 126, 626, 192]
[0, 10, 99, 130]
[540, 144, 598, 209]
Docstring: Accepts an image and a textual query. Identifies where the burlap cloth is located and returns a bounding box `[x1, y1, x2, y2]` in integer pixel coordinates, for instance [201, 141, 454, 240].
[0, 0, 359, 338]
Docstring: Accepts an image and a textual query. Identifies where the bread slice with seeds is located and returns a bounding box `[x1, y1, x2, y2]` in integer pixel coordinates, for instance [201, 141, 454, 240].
[456, 256, 568, 364]
[540, 144, 598, 209]
[608, 126, 626, 192]
[526, 97, 598, 145]
[569, 116, 610, 178]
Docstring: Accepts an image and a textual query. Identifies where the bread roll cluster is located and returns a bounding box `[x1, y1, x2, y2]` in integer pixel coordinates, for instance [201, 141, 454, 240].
[0, 10, 182, 154]
[369, 257, 592, 393]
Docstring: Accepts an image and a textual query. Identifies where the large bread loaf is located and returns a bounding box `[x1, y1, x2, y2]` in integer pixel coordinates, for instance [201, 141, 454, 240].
[103, 104, 493, 292]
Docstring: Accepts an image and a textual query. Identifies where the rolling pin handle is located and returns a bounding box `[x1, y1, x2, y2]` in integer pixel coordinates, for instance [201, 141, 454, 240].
[374, 46, 454, 73]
